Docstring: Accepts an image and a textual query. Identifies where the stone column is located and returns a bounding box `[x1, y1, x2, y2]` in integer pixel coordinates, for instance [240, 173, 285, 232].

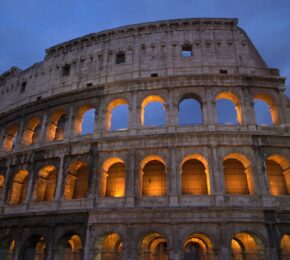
[25, 163, 36, 206]
[38, 112, 48, 145]
[55, 155, 65, 202]
[0, 164, 11, 207]
[167, 90, 178, 132]
[14, 118, 25, 150]
[169, 147, 179, 206]
[83, 224, 91, 260]
[64, 104, 74, 140]
[126, 150, 135, 207]
[129, 92, 138, 135]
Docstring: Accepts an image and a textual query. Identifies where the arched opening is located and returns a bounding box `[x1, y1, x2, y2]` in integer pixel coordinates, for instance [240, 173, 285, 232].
[55, 233, 82, 260]
[216, 92, 242, 125]
[183, 233, 214, 260]
[46, 111, 67, 141]
[2, 124, 19, 151]
[64, 161, 89, 200]
[74, 105, 95, 135]
[141, 157, 167, 197]
[106, 99, 129, 131]
[223, 154, 254, 195]
[140, 232, 168, 260]
[33, 165, 57, 202]
[21, 235, 46, 260]
[0, 174, 4, 197]
[280, 234, 290, 259]
[181, 159, 208, 195]
[22, 117, 41, 146]
[94, 233, 123, 260]
[231, 232, 263, 260]
[100, 158, 125, 198]
[9, 170, 29, 204]
[254, 94, 279, 126]
[141, 96, 166, 127]
[179, 96, 203, 125]
[266, 155, 290, 196]
[0, 237, 15, 260]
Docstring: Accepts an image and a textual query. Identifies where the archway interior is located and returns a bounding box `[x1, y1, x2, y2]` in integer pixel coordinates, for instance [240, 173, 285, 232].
[0, 174, 4, 196]
[141, 96, 166, 127]
[280, 234, 290, 255]
[181, 159, 208, 195]
[33, 165, 57, 202]
[95, 232, 123, 260]
[105, 162, 126, 197]
[57, 234, 82, 256]
[9, 170, 29, 204]
[254, 100, 273, 126]
[64, 161, 89, 200]
[23, 117, 41, 146]
[81, 108, 95, 134]
[0, 238, 15, 257]
[141, 233, 168, 260]
[179, 98, 202, 125]
[142, 160, 166, 196]
[3, 124, 18, 151]
[231, 232, 261, 258]
[106, 99, 129, 131]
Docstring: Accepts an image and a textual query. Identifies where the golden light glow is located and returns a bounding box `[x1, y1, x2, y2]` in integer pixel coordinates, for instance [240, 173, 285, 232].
[140, 95, 165, 126]
[9, 170, 29, 205]
[22, 117, 41, 146]
[106, 99, 128, 130]
[280, 234, 290, 251]
[74, 104, 95, 134]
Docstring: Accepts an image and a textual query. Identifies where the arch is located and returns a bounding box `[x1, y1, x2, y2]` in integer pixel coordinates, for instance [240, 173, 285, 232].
[179, 94, 203, 125]
[231, 232, 263, 260]
[140, 232, 168, 260]
[280, 234, 290, 259]
[21, 234, 46, 260]
[33, 165, 57, 202]
[183, 233, 214, 260]
[74, 104, 95, 135]
[46, 110, 67, 141]
[216, 91, 242, 125]
[181, 157, 209, 195]
[22, 116, 41, 146]
[141, 95, 166, 127]
[254, 93, 280, 125]
[100, 158, 125, 198]
[94, 232, 123, 260]
[0, 174, 4, 197]
[106, 99, 129, 131]
[55, 233, 82, 259]
[8, 170, 29, 204]
[266, 155, 290, 195]
[141, 156, 167, 197]
[64, 161, 89, 200]
[2, 123, 19, 151]
[223, 153, 254, 195]
[0, 237, 15, 260]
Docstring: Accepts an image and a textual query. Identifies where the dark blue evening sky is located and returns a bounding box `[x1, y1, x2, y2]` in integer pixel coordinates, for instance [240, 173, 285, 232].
[0, 0, 289, 128]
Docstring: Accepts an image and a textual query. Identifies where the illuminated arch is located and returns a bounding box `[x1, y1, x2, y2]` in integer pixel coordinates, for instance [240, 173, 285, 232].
[280, 234, 290, 258]
[266, 155, 290, 196]
[2, 123, 19, 151]
[64, 160, 89, 200]
[22, 235, 46, 259]
[141, 95, 166, 126]
[46, 110, 67, 141]
[94, 232, 123, 260]
[254, 93, 280, 126]
[100, 157, 125, 197]
[8, 170, 29, 204]
[0, 174, 4, 197]
[216, 91, 242, 125]
[56, 233, 82, 259]
[181, 154, 209, 195]
[140, 232, 168, 260]
[33, 165, 57, 202]
[106, 99, 129, 131]
[223, 153, 255, 195]
[178, 94, 203, 125]
[74, 104, 95, 135]
[183, 233, 214, 259]
[231, 232, 264, 259]
[0, 236, 15, 259]
[140, 155, 167, 197]
[22, 116, 41, 146]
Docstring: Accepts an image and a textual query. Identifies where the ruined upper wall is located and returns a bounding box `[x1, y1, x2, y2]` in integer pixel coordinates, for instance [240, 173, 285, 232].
[0, 18, 282, 114]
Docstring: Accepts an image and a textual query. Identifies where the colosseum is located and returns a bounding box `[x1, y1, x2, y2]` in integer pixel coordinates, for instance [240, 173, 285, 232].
[0, 18, 290, 260]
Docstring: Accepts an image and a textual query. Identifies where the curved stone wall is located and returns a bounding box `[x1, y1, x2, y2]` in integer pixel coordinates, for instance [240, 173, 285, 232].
[0, 18, 290, 260]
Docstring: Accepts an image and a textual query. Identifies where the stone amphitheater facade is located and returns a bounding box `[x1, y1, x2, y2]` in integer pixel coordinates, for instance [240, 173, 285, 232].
[0, 18, 290, 260]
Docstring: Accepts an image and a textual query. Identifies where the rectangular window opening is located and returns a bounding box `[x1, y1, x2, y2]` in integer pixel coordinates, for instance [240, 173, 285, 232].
[20, 81, 26, 93]
[151, 73, 158, 78]
[62, 64, 71, 76]
[220, 69, 228, 74]
[181, 45, 192, 57]
[116, 52, 126, 64]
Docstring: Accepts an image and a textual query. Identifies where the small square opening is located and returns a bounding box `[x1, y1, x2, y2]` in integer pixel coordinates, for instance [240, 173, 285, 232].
[62, 64, 71, 76]
[116, 52, 125, 64]
[181, 44, 192, 57]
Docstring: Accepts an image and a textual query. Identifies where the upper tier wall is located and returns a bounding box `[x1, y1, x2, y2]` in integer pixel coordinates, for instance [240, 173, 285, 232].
[0, 18, 280, 114]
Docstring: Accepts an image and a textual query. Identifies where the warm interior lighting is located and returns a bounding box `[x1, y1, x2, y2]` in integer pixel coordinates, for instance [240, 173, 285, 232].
[9, 170, 29, 205]
[106, 99, 129, 130]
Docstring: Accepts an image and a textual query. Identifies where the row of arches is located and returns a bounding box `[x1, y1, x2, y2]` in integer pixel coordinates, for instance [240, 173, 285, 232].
[1, 232, 290, 259]
[1, 153, 289, 206]
[1, 91, 280, 152]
